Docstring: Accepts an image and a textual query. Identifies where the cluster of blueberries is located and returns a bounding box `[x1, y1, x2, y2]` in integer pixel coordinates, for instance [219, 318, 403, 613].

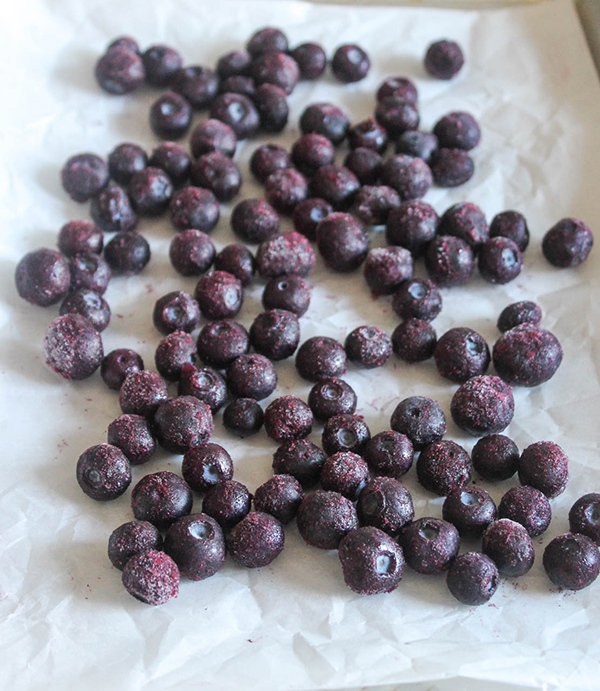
[13, 26, 600, 607]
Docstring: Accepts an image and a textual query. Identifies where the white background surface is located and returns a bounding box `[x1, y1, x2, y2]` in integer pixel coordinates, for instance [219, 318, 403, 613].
[1, 0, 600, 689]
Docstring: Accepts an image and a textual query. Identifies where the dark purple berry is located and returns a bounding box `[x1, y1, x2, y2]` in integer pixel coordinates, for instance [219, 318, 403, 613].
[353, 186, 400, 226]
[296, 336, 347, 382]
[214, 243, 255, 286]
[425, 235, 475, 287]
[344, 325, 392, 369]
[247, 28, 289, 57]
[482, 519, 535, 577]
[149, 92, 192, 139]
[59, 288, 110, 332]
[478, 238, 523, 284]
[434, 327, 490, 383]
[231, 198, 280, 244]
[131, 472, 193, 530]
[433, 112, 480, 150]
[182, 443, 233, 493]
[107, 143, 147, 186]
[178, 363, 227, 413]
[292, 133, 335, 176]
[377, 77, 418, 104]
[227, 353, 277, 400]
[251, 51, 299, 95]
[164, 514, 225, 581]
[153, 396, 213, 454]
[203, 480, 252, 530]
[142, 45, 182, 87]
[344, 147, 382, 185]
[101, 349, 144, 391]
[69, 253, 111, 295]
[348, 117, 388, 153]
[322, 413, 370, 456]
[332, 44, 370, 83]
[542, 217, 594, 268]
[272, 439, 326, 487]
[490, 210, 529, 252]
[438, 202, 488, 250]
[256, 232, 315, 278]
[497, 301, 541, 333]
[172, 65, 219, 109]
[308, 378, 357, 421]
[196, 320, 249, 368]
[44, 314, 103, 380]
[316, 212, 369, 273]
[223, 398, 264, 437]
[250, 143, 292, 182]
[169, 229, 215, 276]
[364, 431, 413, 478]
[375, 98, 419, 137]
[61, 153, 109, 203]
[104, 231, 150, 275]
[499, 485, 552, 537]
[15, 248, 71, 307]
[447, 553, 499, 606]
[107, 414, 156, 466]
[392, 278, 442, 322]
[254, 475, 304, 524]
[296, 490, 359, 550]
[154, 331, 196, 382]
[76, 443, 131, 501]
[450, 375, 514, 437]
[216, 50, 252, 78]
[424, 40, 464, 80]
[190, 152, 241, 202]
[153, 291, 201, 335]
[311, 164, 360, 210]
[290, 43, 326, 80]
[399, 518, 460, 574]
[57, 221, 103, 258]
[442, 486, 497, 538]
[321, 452, 369, 500]
[472, 434, 519, 482]
[300, 103, 349, 145]
[149, 143, 190, 186]
[254, 83, 290, 132]
[292, 198, 332, 242]
[122, 550, 179, 606]
[262, 276, 310, 317]
[265, 169, 309, 214]
[364, 246, 413, 294]
[209, 92, 260, 139]
[194, 271, 243, 320]
[569, 494, 600, 545]
[119, 370, 169, 418]
[108, 521, 162, 571]
[396, 131, 438, 162]
[128, 167, 173, 216]
[190, 119, 237, 158]
[169, 186, 220, 233]
[392, 319, 437, 363]
[264, 396, 313, 443]
[357, 477, 414, 535]
[518, 441, 569, 498]
[95, 47, 144, 95]
[380, 155, 432, 201]
[390, 396, 446, 450]
[417, 440, 472, 496]
[90, 183, 137, 233]
[219, 75, 255, 97]
[226, 512, 284, 567]
[250, 309, 301, 360]
[543, 534, 600, 591]
[430, 148, 474, 187]
[107, 36, 139, 53]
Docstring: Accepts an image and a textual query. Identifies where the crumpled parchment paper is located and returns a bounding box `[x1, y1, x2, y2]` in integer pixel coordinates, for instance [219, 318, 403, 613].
[1, 0, 600, 689]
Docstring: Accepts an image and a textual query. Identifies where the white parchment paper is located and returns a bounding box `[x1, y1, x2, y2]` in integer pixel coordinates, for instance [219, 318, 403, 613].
[1, 0, 600, 689]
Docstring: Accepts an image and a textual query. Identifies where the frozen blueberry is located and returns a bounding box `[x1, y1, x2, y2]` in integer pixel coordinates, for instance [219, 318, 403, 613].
[353, 186, 401, 226]
[391, 398, 445, 452]
[251, 51, 299, 94]
[296, 490, 359, 550]
[250, 309, 301, 360]
[44, 314, 103, 380]
[498, 486, 552, 537]
[190, 152, 241, 202]
[292, 198, 333, 242]
[430, 148, 474, 187]
[377, 77, 418, 104]
[357, 477, 414, 535]
[58, 221, 103, 258]
[392, 319, 437, 363]
[492, 324, 562, 387]
[231, 198, 280, 244]
[164, 514, 225, 581]
[569, 494, 600, 545]
[128, 167, 173, 216]
[308, 378, 357, 422]
[172, 65, 219, 109]
[122, 550, 179, 606]
[101, 349, 144, 391]
[518, 441, 569, 498]
[154, 396, 214, 454]
[344, 326, 392, 369]
[364, 431, 413, 478]
[348, 117, 389, 153]
[203, 480, 252, 530]
[254, 83, 290, 132]
[290, 42, 327, 80]
[490, 210, 530, 252]
[153, 291, 201, 335]
[247, 27, 289, 56]
[223, 398, 264, 436]
[250, 143, 292, 182]
[107, 36, 139, 53]
[69, 253, 111, 295]
[380, 155, 432, 201]
[227, 512, 285, 568]
[265, 169, 309, 214]
[95, 46, 145, 95]
[443, 487, 497, 538]
[300, 103, 350, 145]
[149, 92, 192, 139]
[478, 237, 523, 284]
[438, 202, 488, 251]
[256, 232, 315, 278]
[227, 353, 277, 400]
[482, 518, 535, 577]
[61, 153, 109, 203]
[292, 133, 335, 176]
[148, 143, 190, 186]
[15, 248, 71, 307]
[169, 229, 216, 277]
[312, 164, 361, 210]
[364, 246, 413, 295]
[196, 319, 249, 368]
[424, 40, 464, 80]
[396, 131, 438, 163]
[59, 289, 110, 332]
[375, 98, 419, 137]
[220, 75, 255, 98]
[108, 143, 147, 186]
[542, 217, 593, 268]
[472, 434, 519, 482]
[272, 439, 326, 487]
[264, 396, 313, 443]
[344, 147, 382, 185]
[254, 475, 304, 524]
[108, 521, 162, 571]
[296, 336, 347, 382]
[104, 232, 150, 275]
[217, 50, 252, 78]
[339, 527, 405, 595]
[169, 186, 220, 233]
[417, 440, 472, 496]
[119, 370, 169, 417]
[434, 327, 490, 383]
[108, 414, 156, 466]
[322, 414, 370, 456]
[91, 183, 137, 233]
[154, 331, 195, 382]
[191, 120, 237, 161]
[321, 452, 369, 500]
[209, 92, 260, 139]
[434, 112, 480, 151]
[392, 278, 442, 322]
[262, 276, 310, 317]
[142, 44, 182, 87]
[399, 517, 460, 574]
[178, 363, 227, 412]
[182, 443, 233, 493]
[447, 553, 499, 606]
[213, 244, 256, 287]
[194, 271, 243, 320]
[543, 533, 600, 591]
[332, 44, 370, 82]
[497, 302, 541, 335]
[131, 471, 193, 530]
[316, 212, 369, 272]
[451, 375, 514, 437]
[76, 443, 131, 501]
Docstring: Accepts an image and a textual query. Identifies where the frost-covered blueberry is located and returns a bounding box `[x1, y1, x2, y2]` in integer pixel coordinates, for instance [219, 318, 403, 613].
[250, 143, 292, 182]
[272, 439, 326, 487]
[434, 327, 490, 383]
[424, 40, 464, 80]
[182, 443, 233, 493]
[108, 521, 162, 571]
[250, 309, 301, 361]
[426, 235, 475, 286]
[490, 210, 530, 252]
[497, 301, 542, 333]
[169, 229, 216, 277]
[69, 253, 111, 295]
[95, 46, 145, 95]
[107, 414, 156, 466]
[390, 396, 446, 450]
[149, 143, 190, 186]
[377, 77, 418, 104]
[347, 117, 389, 153]
[442, 486, 497, 538]
[178, 363, 227, 412]
[478, 237, 523, 284]
[223, 399, 264, 437]
[15, 248, 71, 307]
[311, 164, 360, 210]
[203, 480, 252, 530]
[164, 514, 225, 581]
[344, 325, 392, 369]
[231, 198, 280, 244]
[76, 443, 131, 501]
[433, 112, 480, 151]
[363, 246, 413, 295]
[331, 44, 370, 83]
[265, 169, 309, 215]
[392, 319, 437, 363]
[292, 198, 333, 242]
[251, 51, 299, 95]
[104, 231, 150, 275]
[128, 167, 173, 216]
[364, 431, 413, 478]
[61, 153, 109, 203]
[290, 43, 327, 80]
[119, 370, 169, 418]
[316, 212, 369, 273]
[498, 485, 552, 537]
[380, 155, 432, 201]
[430, 148, 474, 187]
[471, 434, 519, 482]
[154, 331, 195, 382]
[392, 278, 442, 322]
[296, 336, 347, 382]
[399, 517, 459, 574]
[196, 320, 249, 368]
[450, 375, 514, 436]
[121, 550, 179, 606]
[209, 92, 260, 139]
[172, 65, 219, 110]
[254, 475, 304, 524]
[194, 271, 243, 320]
[149, 92, 192, 139]
[190, 119, 238, 158]
[417, 440, 472, 496]
[569, 493, 600, 545]
[543, 533, 600, 591]
[438, 202, 488, 251]
[59, 289, 110, 332]
[262, 276, 310, 317]
[542, 217, 594, 268]
[357, 477, 414, 535]
[395, 131, 438, 163]
[153, 396, 214, 454]
[153, 291, 201, 335]
[386, 201, 439, 257]
[296, 490, 359, 549]
[292, 133, 335, 177]
[58, 221, 103, 258]
[375, 98, 419, 137]
[254, 83, 290, 133]
[44, 314, 103, 380]
[264, 396, 313, 442]
[217, 50, 252, 78]
[226, 512, 285, 568]
[518, 441, 569, 498]
[353, 186, 401, 226]
[190, 152, 242, 202]
[142, 45, 183, 87]
[344, 147, 382, 185]
[247, 27, 289, 56]
[322, 414, 370, 456]
[308, 378, 357, 422]
[482, 518, 535, 577]
[300, 103, 350, 145]
[131, 472, 193, 529]
[214, 244, 255, 286]
[101, 349, 144, 391]
[446, 553, 499, 606]
[227, 353, 277, 400]
[90, 183, 137, 233]
[321, 451, 369, 500]
[219, 75, 255, 98]
[256, 232, 315, 278]
[107, 143, 147, 186]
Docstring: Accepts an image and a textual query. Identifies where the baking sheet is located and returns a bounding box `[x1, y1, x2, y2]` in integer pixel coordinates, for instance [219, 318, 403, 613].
[2, 0, 600, 689]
